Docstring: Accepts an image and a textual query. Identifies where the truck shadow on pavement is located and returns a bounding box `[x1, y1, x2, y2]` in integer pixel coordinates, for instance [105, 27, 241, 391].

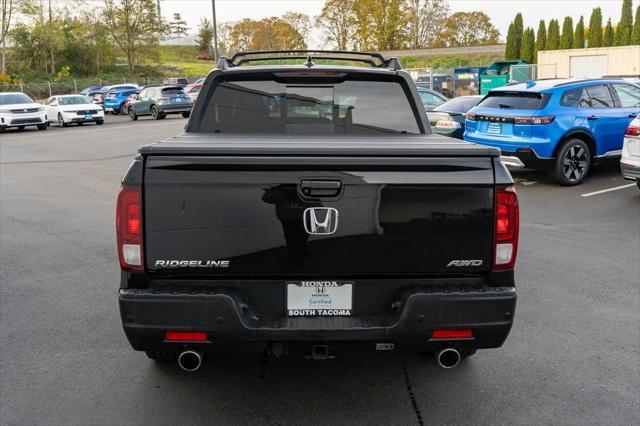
[139, 347, 479, 424]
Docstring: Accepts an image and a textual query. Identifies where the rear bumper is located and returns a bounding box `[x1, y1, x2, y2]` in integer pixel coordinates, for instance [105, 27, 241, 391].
[621, 161, 640, 181]
[119, 285, 516, 353]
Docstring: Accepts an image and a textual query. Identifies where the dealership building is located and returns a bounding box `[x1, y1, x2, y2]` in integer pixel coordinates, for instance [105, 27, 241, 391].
[537, 45, 640, 79]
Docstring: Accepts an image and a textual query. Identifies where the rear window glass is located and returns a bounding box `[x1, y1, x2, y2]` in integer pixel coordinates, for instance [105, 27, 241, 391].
[477, 92, 546, 109]
[59, 96, 91, 105]
[161, 88, 186, 95]
[434, 97, 481, 114]
[193, 78, 420, 135]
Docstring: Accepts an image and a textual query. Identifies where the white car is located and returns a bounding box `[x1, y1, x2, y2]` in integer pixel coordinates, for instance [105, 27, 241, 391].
[0, 92, 48, 132]
[621, 116, 640, 189]
[44, 95, 105, 127]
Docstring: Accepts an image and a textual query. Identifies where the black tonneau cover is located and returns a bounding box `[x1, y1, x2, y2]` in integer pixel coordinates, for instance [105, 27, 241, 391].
[139, 134, 501, 157]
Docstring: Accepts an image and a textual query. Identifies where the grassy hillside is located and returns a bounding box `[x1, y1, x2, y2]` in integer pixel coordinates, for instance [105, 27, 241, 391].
[143, 45, 215, 77]
[147, 46, 502, 76]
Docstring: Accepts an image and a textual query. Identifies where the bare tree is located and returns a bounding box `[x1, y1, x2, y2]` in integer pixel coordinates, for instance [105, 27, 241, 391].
[315, 0, 354, 50]
[408, 0, 450, 49]
[1, 0, 14, 73]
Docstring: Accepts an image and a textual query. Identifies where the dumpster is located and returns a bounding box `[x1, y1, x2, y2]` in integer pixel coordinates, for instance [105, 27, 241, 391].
[453, 67, 486, 96]
[416, 73, 454, 98]
[480, 60, 528, 94]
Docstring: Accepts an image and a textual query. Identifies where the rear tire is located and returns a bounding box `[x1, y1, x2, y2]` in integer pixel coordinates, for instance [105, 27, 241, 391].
[146, 351, 177, 362]
[151, 105, 162, 120]
[181, 111, 191, 118]
[120, 103, 128, 114]
[96, 120, 104, 125]
[637, 181, 640, 190]
[128, 107, 138, 121]
[549, 138, 591, 186]
[37, 123, 47, 130]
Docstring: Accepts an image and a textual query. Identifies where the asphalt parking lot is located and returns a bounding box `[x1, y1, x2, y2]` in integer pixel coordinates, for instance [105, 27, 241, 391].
[1, 115, 638, 425]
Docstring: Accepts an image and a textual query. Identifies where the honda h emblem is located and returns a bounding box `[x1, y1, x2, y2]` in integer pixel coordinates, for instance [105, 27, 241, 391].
[303, 207, 338, 235]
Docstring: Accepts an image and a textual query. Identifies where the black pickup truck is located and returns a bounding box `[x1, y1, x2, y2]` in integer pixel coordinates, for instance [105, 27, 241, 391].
[117, 51, 519, 371]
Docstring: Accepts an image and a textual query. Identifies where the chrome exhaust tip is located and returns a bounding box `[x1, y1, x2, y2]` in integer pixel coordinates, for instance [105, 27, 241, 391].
[177, 348, 203, 372]
[436, 348, 461, 369]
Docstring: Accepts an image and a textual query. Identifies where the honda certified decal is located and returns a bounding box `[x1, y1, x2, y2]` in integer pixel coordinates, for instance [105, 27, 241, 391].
[155, 260, 230, 268]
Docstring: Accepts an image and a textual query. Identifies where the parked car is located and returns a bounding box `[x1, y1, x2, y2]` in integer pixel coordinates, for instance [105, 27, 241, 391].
[127, 85, 193, 120]
[621, 115, 640, 189]
[103, 88, 140, 114]
[44, 94, 104, 127]
[0, 92, 48, 132]
[162, 77, 189, 87]
[417, 87, 448, 111]
[183, 78, 205, 93]
[464, 79, 640, 185]
[80, 84, 102, 96]
[426, 95, 482, 139]
[185, 84, 202, 101]
[93, 84, 139, 105]
[117, 50, 519, 371]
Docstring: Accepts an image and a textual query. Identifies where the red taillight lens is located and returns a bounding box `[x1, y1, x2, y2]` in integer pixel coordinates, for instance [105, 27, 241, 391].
[432, 329, 473, 339]
[116, 185, 143, 271]
[466, 111, 476, 120]
[513, 116, 555, 125]
[127, 203, 140, 234]
[493, 186, 519, 271]
[625, 125, 640, 137]
[164, 331, 207, 342]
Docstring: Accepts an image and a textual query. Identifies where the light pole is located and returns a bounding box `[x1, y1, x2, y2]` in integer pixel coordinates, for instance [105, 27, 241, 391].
[211, 0, 218, 61]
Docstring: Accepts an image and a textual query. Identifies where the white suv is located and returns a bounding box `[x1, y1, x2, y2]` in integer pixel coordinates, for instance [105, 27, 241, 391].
[0, 92, 48, 132]
[621, 116, 640, 189]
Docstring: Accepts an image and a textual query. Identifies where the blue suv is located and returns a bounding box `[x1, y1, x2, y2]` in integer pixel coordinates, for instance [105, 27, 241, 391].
[103, 88, 140, 115]
[464, 79, 640, 185]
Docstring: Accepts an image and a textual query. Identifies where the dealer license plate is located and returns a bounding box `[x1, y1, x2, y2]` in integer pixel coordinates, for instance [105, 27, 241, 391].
[287, 281, 353, 316]
[84, 114, 92, 120]
[487, 122, 502, 134]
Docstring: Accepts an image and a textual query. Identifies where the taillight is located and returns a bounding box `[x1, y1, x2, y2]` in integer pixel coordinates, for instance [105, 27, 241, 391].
[116, 185, 143, 271]
[434, 120, 462, 129]
[493, 186, 519, 271]
[466, 111, 476, 121]
[625, 125, 640, 138]
[513, 116, 555, 125]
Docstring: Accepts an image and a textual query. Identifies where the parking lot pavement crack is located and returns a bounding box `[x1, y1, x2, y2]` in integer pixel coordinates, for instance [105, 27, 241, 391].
[400, 352, 425, 426]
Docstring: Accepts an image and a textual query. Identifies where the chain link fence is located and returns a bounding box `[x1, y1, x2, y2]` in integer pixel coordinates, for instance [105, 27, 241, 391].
[406, 68, 456, 98]
[0, 76, 206, 100]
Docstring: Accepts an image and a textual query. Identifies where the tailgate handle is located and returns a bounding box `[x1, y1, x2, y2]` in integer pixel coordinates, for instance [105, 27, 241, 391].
[300, 180, 342, 198]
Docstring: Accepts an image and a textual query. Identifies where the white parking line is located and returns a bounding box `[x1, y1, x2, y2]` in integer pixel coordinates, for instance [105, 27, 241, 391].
[581, 183, 636, 197]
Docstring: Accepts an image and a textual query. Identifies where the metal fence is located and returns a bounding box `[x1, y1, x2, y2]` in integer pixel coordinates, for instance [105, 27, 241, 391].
[0, 76, 206, 100]
[509, 64, 558, 82]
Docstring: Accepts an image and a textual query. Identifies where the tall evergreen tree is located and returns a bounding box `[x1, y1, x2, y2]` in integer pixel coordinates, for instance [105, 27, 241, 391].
[587, 7, 602, 47]
[559, 16, 573, 49]
[520, 27, 535, 63]
[513, 13, 524, 57]
[603, 18, 614, 47]
[632, 5, 640, 45]
[535, 20, 546, 53]
[546, 19, 560, 50]
[573, 16, 585, 48]
[505, 22, 518, 59]
[615, 0, 633, 45]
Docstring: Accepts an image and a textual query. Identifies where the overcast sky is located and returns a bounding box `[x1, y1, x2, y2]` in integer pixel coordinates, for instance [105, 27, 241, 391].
[157, 0, 628, 46]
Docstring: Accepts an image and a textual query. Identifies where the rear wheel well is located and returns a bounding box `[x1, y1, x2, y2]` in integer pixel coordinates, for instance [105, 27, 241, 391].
[554, 132, 595, 159]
